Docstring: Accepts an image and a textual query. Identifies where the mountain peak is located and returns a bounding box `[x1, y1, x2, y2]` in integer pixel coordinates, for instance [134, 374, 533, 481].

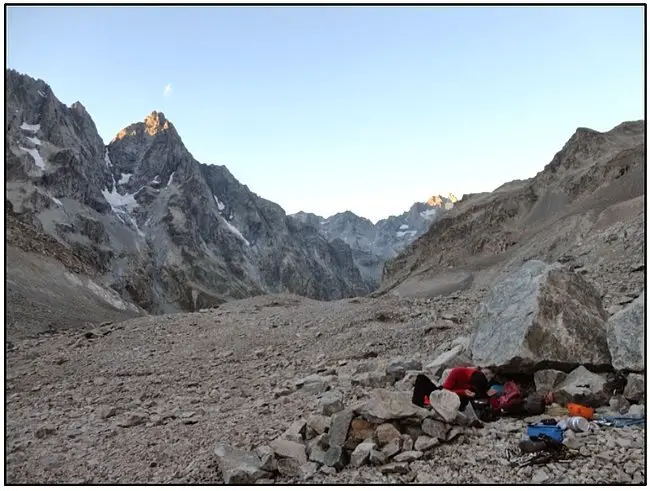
[144, 111, 172, 135]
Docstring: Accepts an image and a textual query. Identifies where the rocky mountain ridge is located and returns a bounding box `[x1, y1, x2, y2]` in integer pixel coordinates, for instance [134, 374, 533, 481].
[5, 69, 370, 339]
[291, 194, 456, 288]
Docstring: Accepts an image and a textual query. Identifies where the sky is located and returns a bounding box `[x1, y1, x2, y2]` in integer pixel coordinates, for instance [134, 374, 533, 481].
[6, 6, 644, 223]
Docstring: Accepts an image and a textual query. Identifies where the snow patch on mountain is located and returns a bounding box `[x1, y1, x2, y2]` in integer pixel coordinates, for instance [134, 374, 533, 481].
[20, 122, 40, 133]
[19, 146, 46, 170]
[214, 195, 226, 211]
[222, 217, 249, 246]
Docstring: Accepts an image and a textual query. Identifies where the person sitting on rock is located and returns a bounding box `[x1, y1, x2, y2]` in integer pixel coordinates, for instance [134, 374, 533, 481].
[442, 367, 492, 410]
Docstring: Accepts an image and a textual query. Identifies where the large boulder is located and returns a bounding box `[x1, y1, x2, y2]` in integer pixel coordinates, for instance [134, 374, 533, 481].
[469, 261, 610, 373]
[425, 341, 472, 378]
[534, 369, 567, 393]
[606, 294, 644, 372]
[428, 389, 461, 423]
[624, 374, 645, 403]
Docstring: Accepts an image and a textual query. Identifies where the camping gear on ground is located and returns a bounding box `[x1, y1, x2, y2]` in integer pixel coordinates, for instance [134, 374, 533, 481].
[472, 399, 500, 422]
[566, 416, 590, 433]
[567, 402, 594, 420]
[525, 393, 546, 415]
[539, 418, 558, 426]
[519, 438, 547, 453]
[489, 381, 525, 414]
[545, 404, 570, 418]
[526, 423, 564, 444]
[489, 384, 505, 396]
[597, 416, 646, 428]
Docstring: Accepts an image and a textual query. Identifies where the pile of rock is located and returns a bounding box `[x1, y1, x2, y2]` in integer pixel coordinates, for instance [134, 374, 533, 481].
[214, 388, 475, 483]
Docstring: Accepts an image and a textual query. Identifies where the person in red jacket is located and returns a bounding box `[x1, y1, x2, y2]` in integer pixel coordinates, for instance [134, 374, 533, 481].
[442, 367, 491, 410]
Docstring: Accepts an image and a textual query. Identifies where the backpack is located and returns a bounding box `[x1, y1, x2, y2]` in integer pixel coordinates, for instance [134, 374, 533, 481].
[489, 381, 525, 413]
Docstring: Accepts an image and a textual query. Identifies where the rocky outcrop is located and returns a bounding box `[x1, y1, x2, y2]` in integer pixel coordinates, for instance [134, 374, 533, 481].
[606, 293, 644, 372]
[469, 260, 611, 373]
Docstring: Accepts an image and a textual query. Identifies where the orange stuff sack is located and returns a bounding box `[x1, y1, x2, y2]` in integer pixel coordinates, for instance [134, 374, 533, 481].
[567, 403, 594, 420]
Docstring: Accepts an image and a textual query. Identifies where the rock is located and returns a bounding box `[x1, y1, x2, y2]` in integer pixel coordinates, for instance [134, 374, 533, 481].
[296, 374, 331, 395]
[623, 374, 645, 402]
[469, 261, 611, 372]
[277, 458, 302, 477]
[255, 478, 275, 485]
[299, 462, 319, 479]
[616, 437, 632, 448]
[554, 366, 609, 407]
[376, 423, 402, 446]
[369, 449, 387, 466]
[320, 465, 337, 476]
[609, 395, 631, 414]
[116, 413, 148, 428]
[402, 424, 424, 441]
[351, 371, 390, 388]
[425, 343, 471, 378]
[328, 409, 354, 447]
[323, 445, 347, 471]
[270, 439, 307, 465]
[379, 462, 410, 475]
[401, 434, 414, 452]
[532, 468, 550, 484]
[306, 415, 331, 435]
[34, 425, 57, 439]
[414, 436, 439, 451]
[350, 440, 376, 468]
[394, 371, 425, 392]
[439, 368, 453, 386]
[255, 445, 277, 472]
[383, 438, 402, 458]
[534, 369, 568, 393]
[428, 389, 461, 423]
[392, 450, 423, 463]
[283, 419, 307, 443]
[345, 419, 375, 449]
[421, 418, 449, 441]
[214, 443, 268, 484]
[98, 406, 118, 419]
[386, 358, 422, 380]
[318, 390, 344, 416]
[627, 404, 645, 418]
[306, 436, 328, 464]
[606, 294, 644, 371]
[353, 389, 429, 423]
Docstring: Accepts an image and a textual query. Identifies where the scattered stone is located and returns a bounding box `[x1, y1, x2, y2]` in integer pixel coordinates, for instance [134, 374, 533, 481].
[393, 450, 423, 463]
[376, 423, 402, 446]
[534, 369, 568, 393]
[379, 462, 410, 475]
[214, 443, 269, 484]
[116, 413, 148, 428]
[351, 371, 390, 388]
[283, 419, 307, 443]
[350, 440, 376, 468]
[401, 434, 414, 451]
[470, 261, 611, 372]
[627, 404, 645, 419]
[346, 418, 375, 448]
[34, 425, 57, 439]
[255, 445, 277, 472]
[532, 468, 550, 484]
[606, 294, 644, 372]
[270, 439, 307, 465]
[421, 418, 449, 441]
[414, 435, 439, 451]
[328, 409, 354, 447]
[353, 389, 429, 423]
[320, 465, 337, 476]
[554, 366, 609, 407]
[425, 341, 471, 378]
[306, 415, 331, 436]
[296, 374, 331, 395]
[609, 395, 631, 414]
[98, 406, 118, 419]
[318, 390, 344, 416]
[369, 449, 387, 466]
[386, 358, 422, 380]
[323, 445, 347, 471]
[623, 374, 645, 402]
[255, 478, 275, 485]
[299, 462, 319, 479]
[428, 389, 461, 423]
[382, 439, 401, 458]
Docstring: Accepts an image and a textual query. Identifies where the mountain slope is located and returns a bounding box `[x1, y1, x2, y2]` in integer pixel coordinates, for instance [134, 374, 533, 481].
[5, 69, 369, 339]
[291, 195, 456, 287]
[379, 121, 645, 306]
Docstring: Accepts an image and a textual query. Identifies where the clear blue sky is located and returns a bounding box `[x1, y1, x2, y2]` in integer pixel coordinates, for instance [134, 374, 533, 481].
[7, 6, 644, 222]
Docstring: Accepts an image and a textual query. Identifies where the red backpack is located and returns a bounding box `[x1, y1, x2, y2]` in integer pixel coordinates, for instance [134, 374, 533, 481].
[489, 381, 524, 413]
